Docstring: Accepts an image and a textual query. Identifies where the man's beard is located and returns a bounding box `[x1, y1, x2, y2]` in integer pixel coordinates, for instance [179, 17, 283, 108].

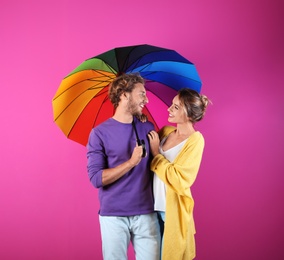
[127, 96, 142, 116]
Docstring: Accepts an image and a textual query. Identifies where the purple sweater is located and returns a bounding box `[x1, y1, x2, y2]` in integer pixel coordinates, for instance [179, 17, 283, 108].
[87, 117, 155, 216]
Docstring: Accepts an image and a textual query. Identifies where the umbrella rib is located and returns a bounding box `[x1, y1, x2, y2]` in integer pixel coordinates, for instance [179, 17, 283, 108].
[116, 47, 134, 72]
[143, 71, 201, 84]
[92, 95, 113, 127]
[53, 80, 110, 100]
[143, 106, 160, 130]
[146, 88, 172, 108]
[148, 71, 201, 85]
[131, 61, 197, 74]
[119, 46, 168, 72]
[53, 72, 114, 100]
[101, 61, 117, 75]
[142, 106, 158, 130]
[127, 49, 192, 71]
[66, 91, 110, 139]
[128, 62, 201, 84]
[54, 84, 109, 121]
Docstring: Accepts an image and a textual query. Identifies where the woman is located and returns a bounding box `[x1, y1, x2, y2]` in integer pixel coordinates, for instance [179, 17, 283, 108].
[147, 88, 210, 260]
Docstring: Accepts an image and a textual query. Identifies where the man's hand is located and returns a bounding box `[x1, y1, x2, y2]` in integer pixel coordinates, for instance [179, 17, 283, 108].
[129, 143, 143, 166]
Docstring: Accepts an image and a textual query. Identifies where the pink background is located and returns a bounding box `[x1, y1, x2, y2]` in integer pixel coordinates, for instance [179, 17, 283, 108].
[1, 0, 283, 259]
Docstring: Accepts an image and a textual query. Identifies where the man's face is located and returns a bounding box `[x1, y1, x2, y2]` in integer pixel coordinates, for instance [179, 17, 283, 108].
[127, 83, 148, 116]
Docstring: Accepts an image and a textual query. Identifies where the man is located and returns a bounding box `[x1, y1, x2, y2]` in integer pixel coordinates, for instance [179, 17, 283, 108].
[87, 73, 160, 260]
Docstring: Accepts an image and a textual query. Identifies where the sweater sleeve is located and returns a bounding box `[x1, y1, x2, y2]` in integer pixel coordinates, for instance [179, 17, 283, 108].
[151, 130, 204, 197]
[86, 128, 104, 188]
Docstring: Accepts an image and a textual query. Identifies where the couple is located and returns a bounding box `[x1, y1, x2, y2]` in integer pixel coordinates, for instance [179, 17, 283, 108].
[87, 73, 210, 260]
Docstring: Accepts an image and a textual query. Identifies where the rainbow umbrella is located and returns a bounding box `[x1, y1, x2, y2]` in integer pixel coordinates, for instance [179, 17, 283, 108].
[52, 44, 202, 146]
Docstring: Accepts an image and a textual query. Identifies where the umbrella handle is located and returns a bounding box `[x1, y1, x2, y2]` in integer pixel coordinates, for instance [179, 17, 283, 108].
[140, 139, 146, 158]
[132, 120, 147, 158]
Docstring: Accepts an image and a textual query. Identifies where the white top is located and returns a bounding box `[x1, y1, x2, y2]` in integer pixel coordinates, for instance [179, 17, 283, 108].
[153, 137, 187, 211]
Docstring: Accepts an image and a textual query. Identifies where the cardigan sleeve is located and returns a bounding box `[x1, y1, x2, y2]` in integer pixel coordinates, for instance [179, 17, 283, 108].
[151, 129, 205, 197]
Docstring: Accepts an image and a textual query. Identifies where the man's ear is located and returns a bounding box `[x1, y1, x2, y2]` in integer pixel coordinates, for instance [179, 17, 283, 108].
[123, 92, 129, 100]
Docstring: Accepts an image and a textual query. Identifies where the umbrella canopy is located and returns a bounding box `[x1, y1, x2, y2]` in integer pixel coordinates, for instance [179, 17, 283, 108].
[52, 44, 202, 146]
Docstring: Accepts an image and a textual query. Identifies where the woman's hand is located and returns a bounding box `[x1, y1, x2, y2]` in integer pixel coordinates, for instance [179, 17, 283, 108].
[147, 130, 160, 157]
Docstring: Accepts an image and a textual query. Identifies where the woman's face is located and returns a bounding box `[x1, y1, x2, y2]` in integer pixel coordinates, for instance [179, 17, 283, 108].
[167, 95, 189, 124]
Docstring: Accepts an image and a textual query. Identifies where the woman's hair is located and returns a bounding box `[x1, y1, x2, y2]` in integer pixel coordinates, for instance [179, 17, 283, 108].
[108, 73, 145, 109]
[178, 88, 211, 123]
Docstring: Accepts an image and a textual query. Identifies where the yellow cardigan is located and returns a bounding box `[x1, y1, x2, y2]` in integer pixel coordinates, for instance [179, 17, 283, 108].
[150, 126, 205, 260]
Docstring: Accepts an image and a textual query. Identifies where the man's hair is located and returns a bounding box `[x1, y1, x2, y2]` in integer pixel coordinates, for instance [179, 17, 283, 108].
[108, 73, 145, 109]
